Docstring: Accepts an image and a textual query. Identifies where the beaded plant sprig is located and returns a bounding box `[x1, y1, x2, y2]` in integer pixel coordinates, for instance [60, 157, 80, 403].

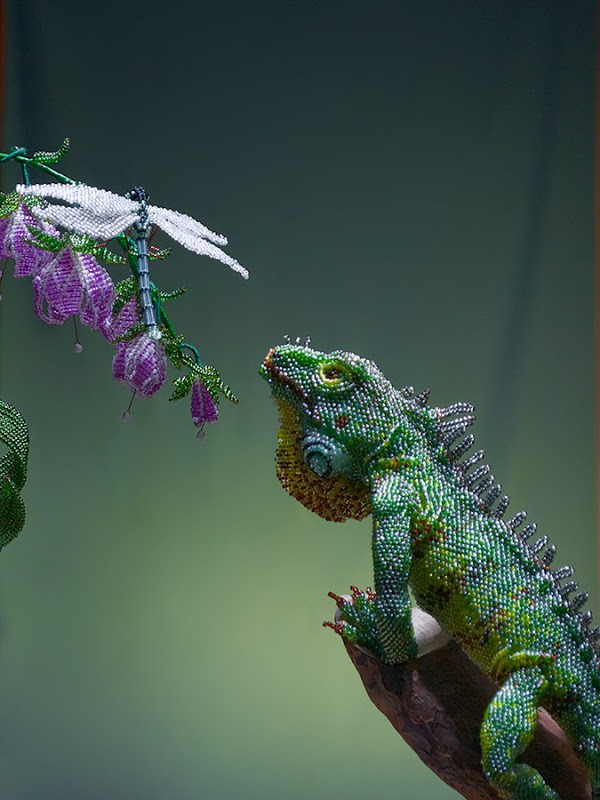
[0, 139, 248, 437]
[0, 399, 29, 548]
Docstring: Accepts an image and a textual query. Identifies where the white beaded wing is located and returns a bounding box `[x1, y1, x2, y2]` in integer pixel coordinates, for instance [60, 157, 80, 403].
[17, 183, 249, 279]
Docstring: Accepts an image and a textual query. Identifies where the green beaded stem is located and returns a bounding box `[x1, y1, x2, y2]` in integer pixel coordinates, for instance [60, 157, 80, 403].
[0, 139, 74, 186]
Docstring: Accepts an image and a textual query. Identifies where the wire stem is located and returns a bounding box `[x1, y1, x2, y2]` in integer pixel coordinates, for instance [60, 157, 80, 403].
[0, 148, 76, 185]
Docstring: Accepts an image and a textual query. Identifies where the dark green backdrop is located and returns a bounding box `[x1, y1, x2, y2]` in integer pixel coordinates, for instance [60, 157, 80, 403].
[0, 2, 596, 798]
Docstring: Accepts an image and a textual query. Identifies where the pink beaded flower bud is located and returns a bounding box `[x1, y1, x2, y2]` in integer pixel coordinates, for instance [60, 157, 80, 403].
[112, 333, 167, 398]
[191, 377, 219, 429]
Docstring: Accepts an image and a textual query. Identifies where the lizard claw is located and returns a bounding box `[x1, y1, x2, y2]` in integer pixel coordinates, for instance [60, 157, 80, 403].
[323, 620, 345, 635]
[327, 591, 345, 608]
[324, 585, 385, 659]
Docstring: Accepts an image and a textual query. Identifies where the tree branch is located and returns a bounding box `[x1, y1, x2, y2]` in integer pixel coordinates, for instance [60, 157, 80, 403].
[338, 607, 591, 800]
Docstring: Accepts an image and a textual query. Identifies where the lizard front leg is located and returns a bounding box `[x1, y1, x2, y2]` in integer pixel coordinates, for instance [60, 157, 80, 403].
[371, 473, 417, 664]
[328, 473, 418, 665]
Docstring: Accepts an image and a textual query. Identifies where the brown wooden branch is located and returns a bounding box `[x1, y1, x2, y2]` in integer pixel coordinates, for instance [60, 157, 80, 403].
[338, 607, 591, 800]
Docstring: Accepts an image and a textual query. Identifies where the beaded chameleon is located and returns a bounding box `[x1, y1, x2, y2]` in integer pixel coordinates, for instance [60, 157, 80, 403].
[260, 343, 600, 800]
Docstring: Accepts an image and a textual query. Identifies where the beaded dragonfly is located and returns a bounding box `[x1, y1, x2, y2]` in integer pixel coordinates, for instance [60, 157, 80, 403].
[17, 183, 248, 340]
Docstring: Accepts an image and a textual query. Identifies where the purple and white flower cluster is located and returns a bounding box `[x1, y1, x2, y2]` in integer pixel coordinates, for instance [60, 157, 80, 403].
[0, 198, 219, 431]
[1, 200, 116, 328]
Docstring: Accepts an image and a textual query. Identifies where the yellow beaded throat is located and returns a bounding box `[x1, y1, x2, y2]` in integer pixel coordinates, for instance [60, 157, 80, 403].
[274, 398, 370, 522]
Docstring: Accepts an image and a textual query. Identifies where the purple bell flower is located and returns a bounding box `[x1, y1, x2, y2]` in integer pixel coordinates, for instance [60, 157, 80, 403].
[0, 202, 57, 277]
[191, 377, 218, 430]
[112, 333, 167, 398]
[32, 246, 115, 330]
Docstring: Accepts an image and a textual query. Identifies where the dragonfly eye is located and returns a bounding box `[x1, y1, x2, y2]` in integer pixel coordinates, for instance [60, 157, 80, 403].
[127, 186, 149, 203]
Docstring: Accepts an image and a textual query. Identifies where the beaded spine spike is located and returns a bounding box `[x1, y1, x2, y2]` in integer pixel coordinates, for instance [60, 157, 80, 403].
[431, 396, 599, 660]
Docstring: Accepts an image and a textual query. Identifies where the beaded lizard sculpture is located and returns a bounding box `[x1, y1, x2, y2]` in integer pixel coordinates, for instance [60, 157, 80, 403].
[260, 342, 600, 800]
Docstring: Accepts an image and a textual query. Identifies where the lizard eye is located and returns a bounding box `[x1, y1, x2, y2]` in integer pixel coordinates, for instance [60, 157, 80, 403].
[319, 363, 345, 386]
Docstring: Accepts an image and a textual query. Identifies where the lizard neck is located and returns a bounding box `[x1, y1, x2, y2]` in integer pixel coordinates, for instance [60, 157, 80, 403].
[363, 417, 424, 481]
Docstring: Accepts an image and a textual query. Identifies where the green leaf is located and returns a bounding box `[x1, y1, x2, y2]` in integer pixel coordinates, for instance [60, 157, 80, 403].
[200, 366, 239, 405]
[0, 400, 29, 490]
[65, 234, 127, 264]
[168, 360, 239, 406]
[0, 479, 26, 549]
[113, 278, 138, 315]
[160, 286, 187, 302]
[24, 226, 65, 253]
[31, 137, 71, 165]
[68, 233, 99, 254]
[92, 244, 127, 265]
[0, 191, 19, 218]
[114, 277, 137, 296]
[169, 374, 195, 402]
[176, 356, 200, 378]
[0, 400, 29, 548]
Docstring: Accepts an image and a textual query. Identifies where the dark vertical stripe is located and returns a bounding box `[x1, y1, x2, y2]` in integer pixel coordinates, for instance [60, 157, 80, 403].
[596, 0, 600, 598]
[490, 4, 564, 461]
[7, 0, 45, 151]
[0, 0, 5, 141]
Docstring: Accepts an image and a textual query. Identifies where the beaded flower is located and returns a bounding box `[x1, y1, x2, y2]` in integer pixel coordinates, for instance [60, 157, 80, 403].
[112, 333, 167, 398]
[0, 199, 56, 277]
[0, 139, 247, 436]
[32, 245, 115, 330]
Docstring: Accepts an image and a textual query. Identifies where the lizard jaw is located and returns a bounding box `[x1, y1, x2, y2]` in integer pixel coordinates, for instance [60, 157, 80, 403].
[261, 347, 317, 418]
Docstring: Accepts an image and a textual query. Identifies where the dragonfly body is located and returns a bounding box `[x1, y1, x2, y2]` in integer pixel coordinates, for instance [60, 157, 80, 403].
[127, 186, 160, 339]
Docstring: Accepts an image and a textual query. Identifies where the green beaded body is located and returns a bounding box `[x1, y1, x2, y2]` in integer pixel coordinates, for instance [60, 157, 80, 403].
[397, 429, 600, 732]
[261, 343, 600, 800]
[389, 425, 592, 670]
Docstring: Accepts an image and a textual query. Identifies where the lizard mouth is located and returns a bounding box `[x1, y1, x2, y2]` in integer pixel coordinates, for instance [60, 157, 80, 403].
[261, 347, 314, 410]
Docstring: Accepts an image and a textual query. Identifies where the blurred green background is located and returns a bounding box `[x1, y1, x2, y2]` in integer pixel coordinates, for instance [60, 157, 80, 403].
[0, 1, 596, 798]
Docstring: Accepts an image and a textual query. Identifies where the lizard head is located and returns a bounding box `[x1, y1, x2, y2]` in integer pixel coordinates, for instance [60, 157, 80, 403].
[260, 344, 402, 521]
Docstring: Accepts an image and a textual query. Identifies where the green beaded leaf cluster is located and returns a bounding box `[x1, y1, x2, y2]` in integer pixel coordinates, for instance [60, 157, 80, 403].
[0, 401, 29, 548]
[170, 362, 238, 406]
[30, 138, 71, 165]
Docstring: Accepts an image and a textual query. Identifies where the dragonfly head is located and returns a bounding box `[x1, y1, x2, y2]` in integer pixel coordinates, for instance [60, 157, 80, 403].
[126, 186, 149, 203]
[126, 186, 150, 232]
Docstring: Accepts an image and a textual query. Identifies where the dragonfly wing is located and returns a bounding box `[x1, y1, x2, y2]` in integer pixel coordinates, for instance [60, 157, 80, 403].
[155, 213, 249, 279]
[29, 204, 137, 239]
[18, 184, 138, 239]
[18, 183, 134, 214]
[149, 205, 228, 246]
